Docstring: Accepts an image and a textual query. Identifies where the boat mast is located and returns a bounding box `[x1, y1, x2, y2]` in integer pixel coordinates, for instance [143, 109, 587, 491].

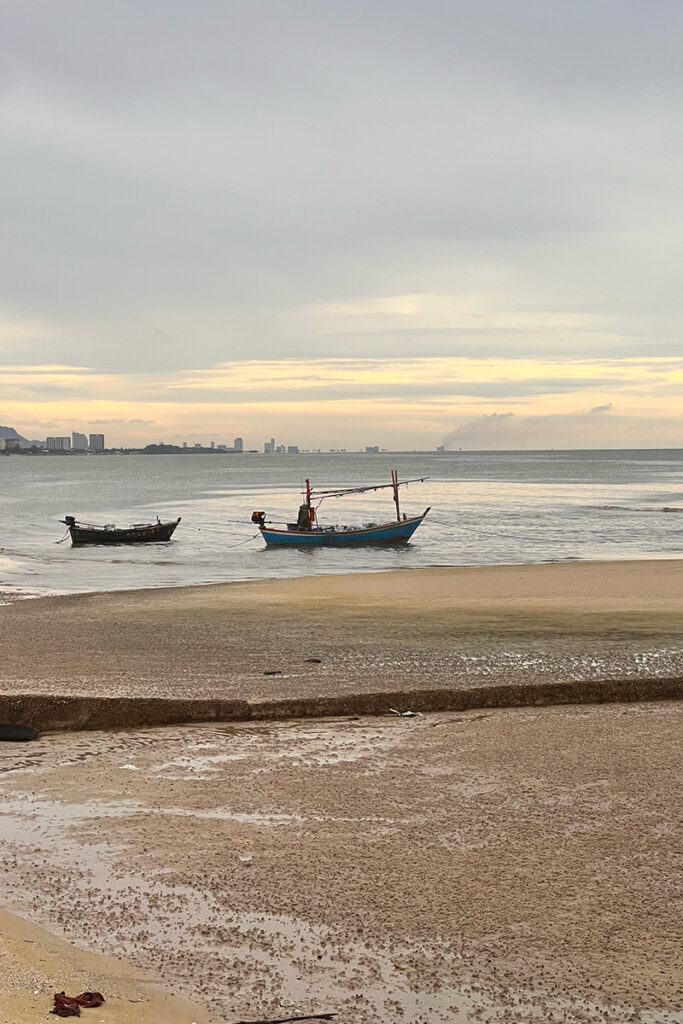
[391, 469, 401, 520]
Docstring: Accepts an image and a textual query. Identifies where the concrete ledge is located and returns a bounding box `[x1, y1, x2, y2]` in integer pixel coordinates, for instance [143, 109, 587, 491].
[0, 677, 681, 732]
[0, 695, 250, 732]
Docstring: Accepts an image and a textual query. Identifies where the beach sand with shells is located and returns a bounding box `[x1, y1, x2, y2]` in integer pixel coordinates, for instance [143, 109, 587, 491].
[0, 700, 681, 1023]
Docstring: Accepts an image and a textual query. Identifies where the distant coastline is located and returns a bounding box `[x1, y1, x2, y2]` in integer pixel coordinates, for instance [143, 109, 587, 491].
[3, 444, 683, 457]
[0, 443, 253, 456]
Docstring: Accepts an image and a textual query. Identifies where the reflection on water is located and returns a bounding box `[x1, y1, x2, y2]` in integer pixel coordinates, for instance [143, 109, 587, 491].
[1, 449, 681, 597]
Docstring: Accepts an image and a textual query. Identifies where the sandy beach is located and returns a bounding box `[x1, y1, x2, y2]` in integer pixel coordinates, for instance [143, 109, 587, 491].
[0, 561, 681, 1022]
[1, 561, 682, 709]
[0, 702, 681, 1023]
[0, 906, 206, 1024]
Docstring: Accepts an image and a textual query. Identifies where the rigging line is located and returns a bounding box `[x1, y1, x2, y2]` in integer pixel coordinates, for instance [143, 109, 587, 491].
[193, 522, 256, 532]
[309, 476, 428, 499]
[429, 518, 555, 541]
[191, 524, 264, 540]
[193, 524, 294, 532]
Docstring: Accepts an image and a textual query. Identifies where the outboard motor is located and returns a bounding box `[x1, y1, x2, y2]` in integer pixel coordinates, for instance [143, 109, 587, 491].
[251, 511, 266, 528]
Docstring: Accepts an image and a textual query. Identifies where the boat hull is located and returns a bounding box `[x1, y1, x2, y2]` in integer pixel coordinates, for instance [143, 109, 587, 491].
[260, 511, 429, 546]
[68, 519, 181, 545]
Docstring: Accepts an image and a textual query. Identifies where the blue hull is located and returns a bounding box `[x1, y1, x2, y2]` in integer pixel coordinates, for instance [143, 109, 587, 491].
[260, 511, 429, 546]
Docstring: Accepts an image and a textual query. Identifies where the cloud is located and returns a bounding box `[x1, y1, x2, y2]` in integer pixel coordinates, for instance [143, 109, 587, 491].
[1, 2, 682, 379]
[442, 412, 515, 448]
[0, 364, 91, 373]
[1, 3, 682, 446]
[440, 404, 681, 450]
[85, 417, 154, 426]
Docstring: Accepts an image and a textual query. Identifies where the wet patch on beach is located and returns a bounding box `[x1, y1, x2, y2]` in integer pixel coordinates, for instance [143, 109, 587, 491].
[0, 705, 681, 1023]
[335, 640, 683, 685]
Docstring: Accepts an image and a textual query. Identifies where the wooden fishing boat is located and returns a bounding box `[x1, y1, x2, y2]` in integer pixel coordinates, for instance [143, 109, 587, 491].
[251, 471, 429, 546]
[60, 515, 181, 545]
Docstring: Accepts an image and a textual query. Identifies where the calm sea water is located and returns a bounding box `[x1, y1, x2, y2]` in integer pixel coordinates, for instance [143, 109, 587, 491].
[1, 450, 682, 599]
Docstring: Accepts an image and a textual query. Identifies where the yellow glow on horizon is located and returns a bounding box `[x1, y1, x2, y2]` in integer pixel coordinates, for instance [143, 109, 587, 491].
[2, 354, 682, 447]
[166, 356, 682, 392]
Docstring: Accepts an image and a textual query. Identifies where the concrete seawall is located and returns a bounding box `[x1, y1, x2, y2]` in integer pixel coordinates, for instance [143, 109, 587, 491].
[1, 676, 681, 732]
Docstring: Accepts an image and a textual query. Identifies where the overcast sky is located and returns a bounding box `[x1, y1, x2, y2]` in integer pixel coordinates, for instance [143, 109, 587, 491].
[1, 0, 682, 448]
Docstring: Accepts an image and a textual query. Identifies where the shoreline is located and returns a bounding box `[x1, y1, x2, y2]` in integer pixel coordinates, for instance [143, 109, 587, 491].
[2, 553, 682, 607]
[3, 554, 683, 604]
[1, 560, 681, 729]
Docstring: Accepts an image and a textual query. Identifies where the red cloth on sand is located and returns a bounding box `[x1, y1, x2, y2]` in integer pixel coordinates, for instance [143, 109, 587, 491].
[50, 991, 105, 1016]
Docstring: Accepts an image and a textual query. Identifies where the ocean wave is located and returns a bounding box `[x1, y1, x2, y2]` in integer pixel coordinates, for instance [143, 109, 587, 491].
[593, 505, 683, 513]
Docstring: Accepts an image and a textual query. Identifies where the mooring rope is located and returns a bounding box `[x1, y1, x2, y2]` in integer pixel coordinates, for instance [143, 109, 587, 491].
[220, 532, 261, 548]
[428, 515, 546, 542]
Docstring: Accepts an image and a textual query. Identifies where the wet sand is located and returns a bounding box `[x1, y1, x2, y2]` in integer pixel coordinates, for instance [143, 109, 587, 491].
[0, 702, 681, 1023]
[1, 562, 681, 1021]
[1, 562, 682, 705]
[0, 906, 206, 1023]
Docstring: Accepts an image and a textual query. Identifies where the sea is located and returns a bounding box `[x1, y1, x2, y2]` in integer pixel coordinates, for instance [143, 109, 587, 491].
[1, 449, 682, 600]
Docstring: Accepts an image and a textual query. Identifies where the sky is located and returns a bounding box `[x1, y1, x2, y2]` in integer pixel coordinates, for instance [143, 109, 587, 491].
[1, 0, 682, 450]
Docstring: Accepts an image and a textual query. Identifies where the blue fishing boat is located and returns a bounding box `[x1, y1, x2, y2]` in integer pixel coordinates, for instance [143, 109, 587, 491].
[251, 470, 430, 546]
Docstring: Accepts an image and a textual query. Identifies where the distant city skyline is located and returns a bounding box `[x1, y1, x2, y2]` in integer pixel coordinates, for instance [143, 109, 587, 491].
[2, 420, 447, 453]
[2, 415, 683, 454]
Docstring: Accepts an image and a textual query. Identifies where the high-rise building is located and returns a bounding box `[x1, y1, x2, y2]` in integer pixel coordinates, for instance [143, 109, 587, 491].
[233, 437, 243, 452]
[72, 431, 88, 450]
[287, 445, 299, 455]
[264, 438, 275, 454]
[89, 433, 105, 452]
[47, 436, 71, 451]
